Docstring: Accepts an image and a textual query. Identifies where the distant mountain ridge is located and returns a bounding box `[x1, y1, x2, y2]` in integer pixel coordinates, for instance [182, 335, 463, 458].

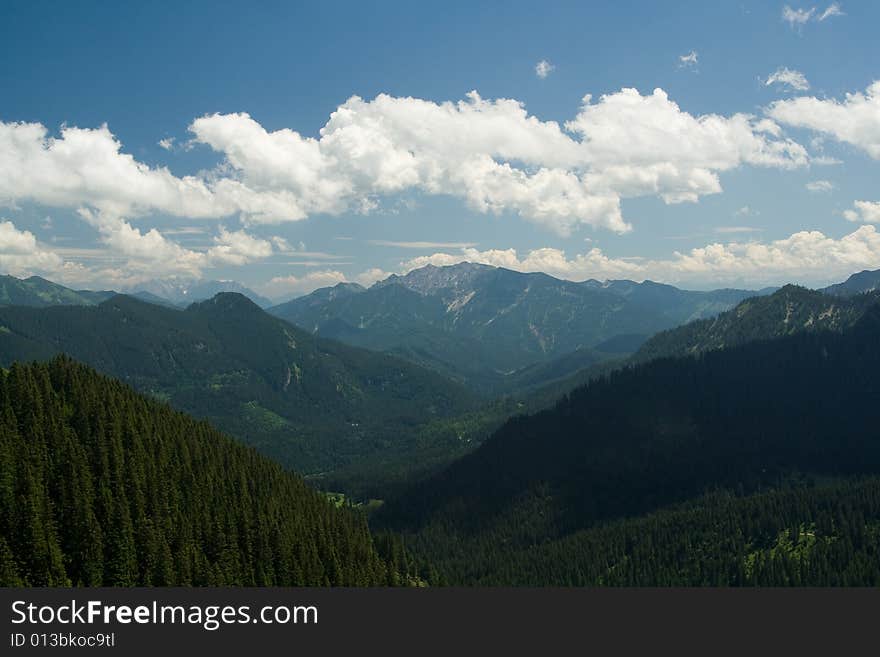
[0, 292, 476, 476]
[0, 274, 115, 307]
[269, 263, 763, 393]
[634, 284, 880, 363]
[823, 268, 880, 297]
[129, 278, 273, 308]
[0, 274, 271, 310]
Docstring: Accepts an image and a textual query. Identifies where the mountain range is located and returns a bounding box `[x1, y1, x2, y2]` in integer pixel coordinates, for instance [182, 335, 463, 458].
[0, 292, 476, 478]
[129, 278, 273, 308]
[822, 268, 880, 297]
[633, 284, 880, 364]
[2, 264, 880, 586]
[0, 274, 272, 309]
[0, 275, 116, 307]
[269, 263, 764, 393]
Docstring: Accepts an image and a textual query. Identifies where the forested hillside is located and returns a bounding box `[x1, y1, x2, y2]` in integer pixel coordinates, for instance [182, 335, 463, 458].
[0, 357, 400, 586]
[0, 293, 476, 477]
[0, 275, 115, 307]
[409, 479, 880, 585]
[377, 302, 880, 584]
[634, 285, 878, 363]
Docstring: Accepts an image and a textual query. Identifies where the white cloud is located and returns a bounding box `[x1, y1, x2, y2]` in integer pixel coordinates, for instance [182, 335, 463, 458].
[354, 268, 391, 287]
[668, 226, 880, 284]
[678, 51, 698, 69]
[0, 220, 64, 274]
[260, 270, 349, 299]
[1, 89, 809, 239]
[30, 208, 282, 286]
[158, 137, 175, 151]
[206, 227, 273, 266]
[767, 81, 880, 159]
[782, 4, 843, 28]
[396, 226, 880, 287]
[269, 236, 295, 252]
[843, 200, 880, 224]
[76, 209, 207, 278]
[782, 5, 815, 27]
[191, 88, 808, 235]
[782, 2, 846, 29]
[0, 121, 231, 220]
[806, 179, 834, 192]
[764, 67, 810, 92]
[817, 3, 844, 20]
[535, 60, 554, 79]
[401, 245, 644, 280]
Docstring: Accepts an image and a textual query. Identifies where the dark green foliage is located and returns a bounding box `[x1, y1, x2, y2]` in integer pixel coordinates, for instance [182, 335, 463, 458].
[0, 356, 392, 586]
[635, 285, 878, 363]
[408, 479, 880, 586]
[377, 303, 880, 584]
[0, 293, 476, 477]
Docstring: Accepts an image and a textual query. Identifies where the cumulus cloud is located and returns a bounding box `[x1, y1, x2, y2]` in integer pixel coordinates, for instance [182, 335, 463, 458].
[31, 208, 284, 285]
[806, 179, 835, 192]
[354, 268, 391, 287]
[767, 81, 880, 158]
[0, 220, 64, 274]
[843, 200, 880, 224]
[190, 89, 808, 235]
[76, 209, 207, 278]
[764, 67, 810, 92]
[665, 228, 880, 283]
[0, 121, 228, 219]
[206, 227, 273, 266]
[400, 246, 644, 281]
[1, 89, 809, 239]
[535, 60, 555, 79]
[395, 226, 880, 287]
[260, 270, 349, 299]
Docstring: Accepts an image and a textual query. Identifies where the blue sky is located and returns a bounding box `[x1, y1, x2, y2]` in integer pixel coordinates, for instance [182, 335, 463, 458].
[1, 0, 879, 298]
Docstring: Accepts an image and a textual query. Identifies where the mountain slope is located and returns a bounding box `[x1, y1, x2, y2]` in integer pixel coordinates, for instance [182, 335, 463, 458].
[0, 275, 115, 307]
[0, 293, 476, 476]
[270, 263, 759, 393]
[377, 302, 880, 583]
[823, 268, 880, 297]
[0, 356, 392, 586]
[634, 285, 878, 363]
[414, 479, 880, 586]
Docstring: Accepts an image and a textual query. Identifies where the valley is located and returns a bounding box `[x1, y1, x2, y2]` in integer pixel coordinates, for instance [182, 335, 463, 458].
[2, 265, 880, 586]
